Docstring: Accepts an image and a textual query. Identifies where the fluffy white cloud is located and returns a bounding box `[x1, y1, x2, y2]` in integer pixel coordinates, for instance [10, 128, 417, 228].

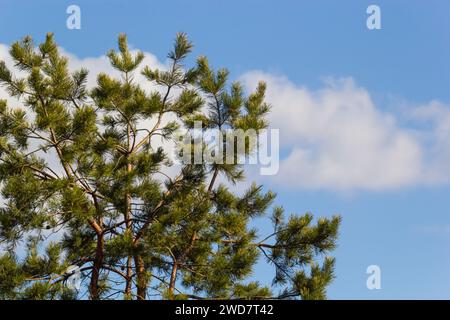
[409, 101, 450, 185]
[241, 71, 450, 191]
[2, 44, 450, 192]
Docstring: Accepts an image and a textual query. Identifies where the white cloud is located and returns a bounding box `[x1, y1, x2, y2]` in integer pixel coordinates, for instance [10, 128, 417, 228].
[409, 101, 450, 185]
[241, 71, 450, 191]
[2, 44, 450, 192]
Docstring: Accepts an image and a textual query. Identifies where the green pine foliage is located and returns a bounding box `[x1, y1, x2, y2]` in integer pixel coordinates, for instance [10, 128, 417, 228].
[0, 33, 341, 300]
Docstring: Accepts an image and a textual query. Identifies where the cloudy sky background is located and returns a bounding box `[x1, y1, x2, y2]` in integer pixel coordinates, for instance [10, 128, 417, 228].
[1, 0, 450, 298]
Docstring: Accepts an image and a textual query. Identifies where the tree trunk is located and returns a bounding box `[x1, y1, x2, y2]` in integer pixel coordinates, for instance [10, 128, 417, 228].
[89, 233, 104, 300]
[168, 261, 178, 299]
[134, 255, 147, 300]
[124, 256, 132, 299]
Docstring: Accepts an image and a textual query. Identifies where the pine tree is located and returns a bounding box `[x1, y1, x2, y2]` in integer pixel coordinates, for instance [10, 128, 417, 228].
[0, 33, 341, 300]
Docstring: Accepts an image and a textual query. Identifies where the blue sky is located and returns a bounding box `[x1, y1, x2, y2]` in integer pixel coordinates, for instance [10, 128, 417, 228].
[1, 0, 450, 299]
